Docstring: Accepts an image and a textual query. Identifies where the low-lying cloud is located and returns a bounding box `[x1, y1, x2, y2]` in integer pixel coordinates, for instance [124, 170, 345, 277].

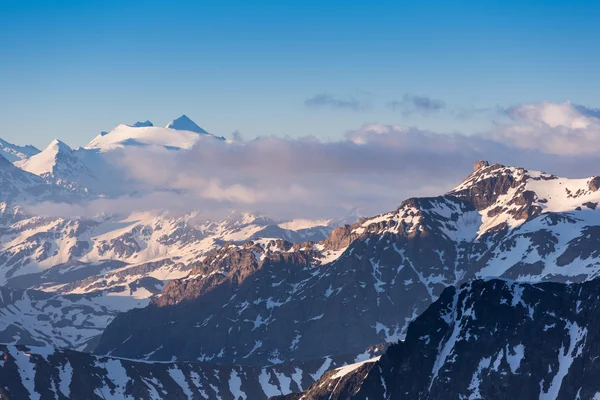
[25, 100, 600, 221]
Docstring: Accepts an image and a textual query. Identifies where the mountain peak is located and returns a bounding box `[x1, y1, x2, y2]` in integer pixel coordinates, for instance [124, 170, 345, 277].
[14, 138, 83, 180]
[473, 160, 489, 171]
[165, 115, 209, 135]
[129, 120, 153, 128]
[47, 139, 73, 154]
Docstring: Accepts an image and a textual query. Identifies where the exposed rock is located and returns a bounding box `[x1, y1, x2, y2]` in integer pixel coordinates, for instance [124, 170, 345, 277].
[0, 344, 384, 400]
[285, 278, 600, 399]
[320, 224, 358, 251]
[473, 160, 489, 171]
[589, 176, 600, 192]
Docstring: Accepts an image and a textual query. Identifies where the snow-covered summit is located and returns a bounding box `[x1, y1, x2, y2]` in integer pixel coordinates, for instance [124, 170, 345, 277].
[16, 139, 73, 176]
[85, 124, 200, 151]
[165, 114, 209, 134]
[16, 139, 96, 193]
[85, 115, 224, 151]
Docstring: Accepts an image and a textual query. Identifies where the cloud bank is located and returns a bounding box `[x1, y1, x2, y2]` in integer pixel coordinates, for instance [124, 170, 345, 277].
[26, 100, 600, 220]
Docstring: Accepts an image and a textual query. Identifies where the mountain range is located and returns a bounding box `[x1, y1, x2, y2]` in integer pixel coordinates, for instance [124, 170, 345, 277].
[2, 117, 600, 398]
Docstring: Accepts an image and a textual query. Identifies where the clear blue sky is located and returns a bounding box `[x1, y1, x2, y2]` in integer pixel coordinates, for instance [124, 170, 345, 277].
[2, 0, 600, 148]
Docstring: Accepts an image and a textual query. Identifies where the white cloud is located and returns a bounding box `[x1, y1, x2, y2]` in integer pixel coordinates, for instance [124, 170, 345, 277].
[494, 101, 600, 155]
[24, 101, 600, 220]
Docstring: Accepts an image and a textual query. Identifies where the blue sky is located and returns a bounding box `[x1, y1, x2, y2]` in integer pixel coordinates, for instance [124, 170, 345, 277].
[2, 0, 600, 148]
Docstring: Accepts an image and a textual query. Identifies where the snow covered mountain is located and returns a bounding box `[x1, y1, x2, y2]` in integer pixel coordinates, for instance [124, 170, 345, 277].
[86, 114, 223, 151]
[15, 139, 96, 192]
[9, 115, 225, 196]
[165, 114, 209, 134]
[0, 154, 77, 204]
[0, 138, 39, 163]
[0, 211, 338, 288]
[7, 158, 600, 399]
[96, 161, 600, 368]
[0, 210, 343, 350]
[287, 278, 600, 399]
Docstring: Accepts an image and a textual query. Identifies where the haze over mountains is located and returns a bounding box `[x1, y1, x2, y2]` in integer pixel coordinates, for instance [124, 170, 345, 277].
[3, 109, 600, 398]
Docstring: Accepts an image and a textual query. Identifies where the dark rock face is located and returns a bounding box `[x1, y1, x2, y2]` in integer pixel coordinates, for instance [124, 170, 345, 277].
[589, 176, 600, 192]
[287, 278, 600, 400]
[95, 239, 407, 365]
[0, 344, 384, 399]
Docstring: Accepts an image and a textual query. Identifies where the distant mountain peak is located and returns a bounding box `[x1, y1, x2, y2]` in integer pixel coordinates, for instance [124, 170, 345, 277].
[0, 138, 40, 162]
[47, 138, 72, 153]
[165, 115, 209, 135]
[129, 120, 153, 128]
[473, 160, 489, 171]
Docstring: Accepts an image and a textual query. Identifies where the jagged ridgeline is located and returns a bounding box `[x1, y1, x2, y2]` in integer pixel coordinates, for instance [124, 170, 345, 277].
[5, 159, 600, 399]
[96, 161, 600, 366]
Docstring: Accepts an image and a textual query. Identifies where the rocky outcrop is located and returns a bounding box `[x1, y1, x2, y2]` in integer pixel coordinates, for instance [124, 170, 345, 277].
[473, 160, 489, 171]
[320, 224, 358, 251]
[590, 176, 600, 192]
[285, 278, 600, 399]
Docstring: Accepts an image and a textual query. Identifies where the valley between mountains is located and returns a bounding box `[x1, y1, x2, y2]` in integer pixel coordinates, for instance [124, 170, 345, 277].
[2, 118, 600, 399]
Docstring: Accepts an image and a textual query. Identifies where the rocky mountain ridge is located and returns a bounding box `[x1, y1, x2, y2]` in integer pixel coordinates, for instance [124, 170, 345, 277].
[285, 277, 600, 399]
[0, 210, 343, 350]
[96, 162, 600, 369]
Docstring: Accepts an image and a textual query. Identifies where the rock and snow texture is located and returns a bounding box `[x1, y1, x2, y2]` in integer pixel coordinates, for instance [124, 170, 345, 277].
[0, 154, 76, 204]
[97, 162, 600, 368]
[0, 286, 141, 351]
[7, 158, 600, 397]
[0, 210, 340, 350]
[0, 211, 336, 288]
[0, 344, 383, 400]
[0, 138, 39, 163]
[287, 278, 600, 400]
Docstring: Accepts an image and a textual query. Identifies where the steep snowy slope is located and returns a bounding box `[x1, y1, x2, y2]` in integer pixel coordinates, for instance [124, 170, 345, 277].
[97, 161, 600, 367]
[0, 154, 78, 204]
[15, 139, 96, 192]
[0, 138, 39, 162]
[287, 278, 600, 400]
